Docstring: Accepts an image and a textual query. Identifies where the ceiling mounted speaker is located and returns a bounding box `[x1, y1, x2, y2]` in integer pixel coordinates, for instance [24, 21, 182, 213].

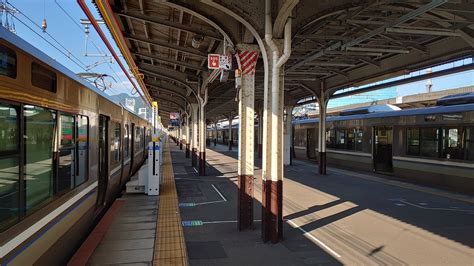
[192, 35, 204, 48]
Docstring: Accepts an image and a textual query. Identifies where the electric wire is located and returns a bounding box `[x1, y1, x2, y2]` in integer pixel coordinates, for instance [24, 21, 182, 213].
[9, 13, 89, 72]
[54, 0, 136, 95]
[7, 0, 89, 70]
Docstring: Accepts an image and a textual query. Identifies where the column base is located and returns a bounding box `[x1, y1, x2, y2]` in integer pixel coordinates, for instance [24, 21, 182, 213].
[185, 144, 190, 158]
[319, 151, 326, 175]
[238, 175, 254, 231]
[199, 151, 206, 176]
[261, 180, 283, 243]
[192, 148, 197, 167]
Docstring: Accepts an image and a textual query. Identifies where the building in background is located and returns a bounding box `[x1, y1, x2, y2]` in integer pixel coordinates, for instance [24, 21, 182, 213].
[125, 98, 136, 112]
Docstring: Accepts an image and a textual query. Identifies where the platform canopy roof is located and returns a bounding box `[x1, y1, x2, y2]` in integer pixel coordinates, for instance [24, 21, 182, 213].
[94, 0, 474, 126]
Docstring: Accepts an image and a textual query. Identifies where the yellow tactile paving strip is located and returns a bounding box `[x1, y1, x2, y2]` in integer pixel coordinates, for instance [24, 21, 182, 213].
[154, 141, 189, 266]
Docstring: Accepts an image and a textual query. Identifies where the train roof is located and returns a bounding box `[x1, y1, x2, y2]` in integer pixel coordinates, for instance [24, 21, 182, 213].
[0, 27, 144, 120]
[293, 102, 474, 124]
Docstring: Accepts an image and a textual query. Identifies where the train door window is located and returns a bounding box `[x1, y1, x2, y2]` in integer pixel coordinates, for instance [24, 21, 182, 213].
[97, 115, 109, 206]
[112, 122, 121, 164]
[326, 129, 336, 148]
[0, 44, 17, 78]
[134, 126, 140, 152]
[24, 105, 56, 213]
[374, 127, 393, 172]
[465, 127, 474, 161]
[0, 103, 19, 231]
[124, 124, 130, 159]
[57, 114, 75, 194]
[354, 129, 363, 151]
[336, 129, 346, 149]
[442, 128, 464, 160]
[31, 62, 57, 93]
[406, 128, 420, 156]
[420, 128, 439, 158]
[347, 129, 355, 150]
[76, 115, 88, 186]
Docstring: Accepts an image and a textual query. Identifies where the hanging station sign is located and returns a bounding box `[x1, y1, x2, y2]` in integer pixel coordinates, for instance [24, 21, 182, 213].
[207, 54, 232, 70]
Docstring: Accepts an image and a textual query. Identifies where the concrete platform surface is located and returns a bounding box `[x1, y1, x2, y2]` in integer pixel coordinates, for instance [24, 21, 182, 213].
[88, 195, 158, 265]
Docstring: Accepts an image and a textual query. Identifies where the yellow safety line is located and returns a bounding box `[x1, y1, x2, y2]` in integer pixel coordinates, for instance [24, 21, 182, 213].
[154, 141, 189, 266]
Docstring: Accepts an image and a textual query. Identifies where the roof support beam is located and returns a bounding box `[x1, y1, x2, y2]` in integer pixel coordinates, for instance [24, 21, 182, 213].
[116, 11, 222, 40]
[134, 51, 208, 72]
[287, 0, 447, 71]
[125, 34, 208, 59]
[139, 63, 195, 93]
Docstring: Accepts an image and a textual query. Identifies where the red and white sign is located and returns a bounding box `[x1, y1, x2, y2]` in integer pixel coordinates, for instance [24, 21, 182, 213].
[208, 54, 220, 69]
[237, 50, 259, 76]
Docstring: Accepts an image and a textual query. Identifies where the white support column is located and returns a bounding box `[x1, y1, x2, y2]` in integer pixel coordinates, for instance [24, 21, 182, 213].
[262, 2, 292, 242]
[318, 84, 328, 175]
[228, 113, 233, 150]
[185, 114, 190, 158]
[257, 107, 263, 158]
[236, 44, 259, 231]
[284, 105, 293, 166]
[191, 103, 199, 167]
[213, 121, 218, 146]
[197, 82, 208, 176]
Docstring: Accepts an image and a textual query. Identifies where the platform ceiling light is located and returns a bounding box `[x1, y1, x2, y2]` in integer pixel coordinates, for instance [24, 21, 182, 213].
[192, 35, 204, 49]
[385, 27, 461, 37]
[306, 62, 356, 67]
[346, 47, 410, 54]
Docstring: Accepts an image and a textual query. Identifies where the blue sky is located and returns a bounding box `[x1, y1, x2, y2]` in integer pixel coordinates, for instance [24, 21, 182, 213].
[5, 0, 474, 104]
[5, 0, 137, 96]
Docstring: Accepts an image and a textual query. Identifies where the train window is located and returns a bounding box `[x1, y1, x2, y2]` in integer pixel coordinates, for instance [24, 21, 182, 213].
[420, 128, 440, 158]
[135, 126, 143, 151]
[57, 115, 76, 194]
[112, 123, 121, 163]
[76, 116, 88, 186]
[442, 128, 464, 160]
[406, 128, 420, 156]
[124, 124, 130, 158]
[31, 62, 57, 93]
[466, 127, 474, 161]
[354, 129, 363, 151]
[0, 103, 19, 231]
[25, 105, 56, 213]
[0, 45, 16, 78]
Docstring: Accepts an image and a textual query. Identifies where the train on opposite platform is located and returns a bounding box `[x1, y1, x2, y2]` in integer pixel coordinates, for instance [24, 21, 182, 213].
[211, 94, 474, 193]
[0, 27, 152, 264]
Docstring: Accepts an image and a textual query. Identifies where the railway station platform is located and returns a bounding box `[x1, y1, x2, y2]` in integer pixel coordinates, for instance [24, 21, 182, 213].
[176, 143, 474, 265]
[69, 141, 188, 265]
[69, 141, 474, 265]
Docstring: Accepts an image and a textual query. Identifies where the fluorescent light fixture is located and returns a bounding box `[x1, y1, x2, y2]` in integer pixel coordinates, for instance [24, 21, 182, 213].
[386, 27, 461, 37]
[346, 47, 410, 54]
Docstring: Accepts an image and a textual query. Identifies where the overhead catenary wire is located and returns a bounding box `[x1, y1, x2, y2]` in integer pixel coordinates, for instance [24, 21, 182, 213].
[54, 0, 125, 85]
[6, 0, 90, 70]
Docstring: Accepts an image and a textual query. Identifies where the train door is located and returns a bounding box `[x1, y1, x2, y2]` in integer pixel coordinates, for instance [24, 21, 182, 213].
[307, 128, 317, 159]
[129, 123, 135, 175]
[373, 126, 393, 173]
[97, 115, 109, 206]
